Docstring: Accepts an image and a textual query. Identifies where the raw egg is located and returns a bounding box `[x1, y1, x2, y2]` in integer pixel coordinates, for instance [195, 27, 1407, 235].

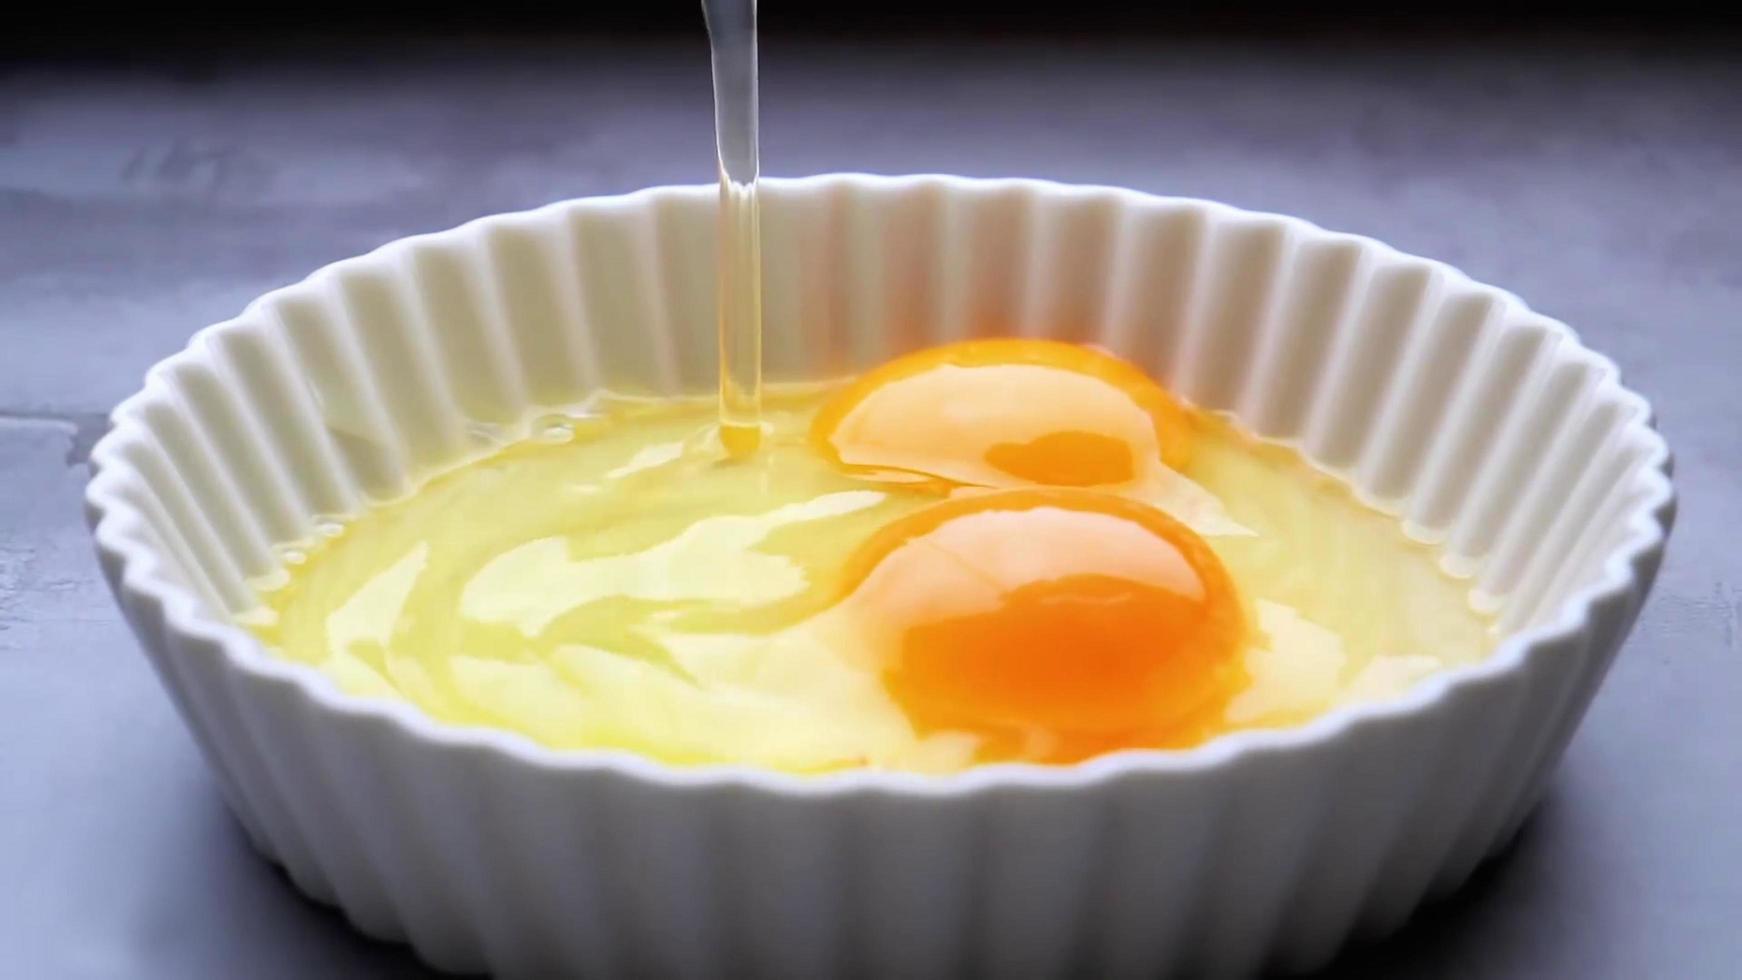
[811, 338, 1194, 492]
[839, 487, 1246, 763]
[245, 358, 1496, 774]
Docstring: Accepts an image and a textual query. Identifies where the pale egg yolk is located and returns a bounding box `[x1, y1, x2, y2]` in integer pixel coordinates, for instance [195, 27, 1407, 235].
[840, 488, 1246, 763]
[811, 338, 1193, 491]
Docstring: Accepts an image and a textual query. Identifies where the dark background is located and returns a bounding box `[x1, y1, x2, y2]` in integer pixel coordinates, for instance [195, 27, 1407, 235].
[3, 4, 1739, 979]
[11, 3, 1742, 46]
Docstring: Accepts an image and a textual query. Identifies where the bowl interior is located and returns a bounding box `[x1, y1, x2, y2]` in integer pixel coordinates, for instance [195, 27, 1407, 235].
[92, 175, 1672, 697]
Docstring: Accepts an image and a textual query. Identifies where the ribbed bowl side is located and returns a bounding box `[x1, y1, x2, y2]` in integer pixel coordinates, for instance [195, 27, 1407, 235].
[86, 176, 1673, 979]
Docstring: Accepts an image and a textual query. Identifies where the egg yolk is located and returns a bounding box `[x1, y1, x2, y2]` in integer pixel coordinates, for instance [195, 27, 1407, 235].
[811, 338, 1193, 491]
[840, 487, 1246, 763]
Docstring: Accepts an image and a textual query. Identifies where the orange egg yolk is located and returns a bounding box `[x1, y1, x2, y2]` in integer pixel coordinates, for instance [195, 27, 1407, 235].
[811, 338, 1193, 491]
[840, 488, 1246, 763]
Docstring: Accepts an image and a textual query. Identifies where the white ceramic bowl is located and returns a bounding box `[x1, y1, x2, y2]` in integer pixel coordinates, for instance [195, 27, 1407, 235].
[87, 175, 1674, 978]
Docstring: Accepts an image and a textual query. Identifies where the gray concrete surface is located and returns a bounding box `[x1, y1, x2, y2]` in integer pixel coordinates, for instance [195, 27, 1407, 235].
[2, 34, 1739, 978]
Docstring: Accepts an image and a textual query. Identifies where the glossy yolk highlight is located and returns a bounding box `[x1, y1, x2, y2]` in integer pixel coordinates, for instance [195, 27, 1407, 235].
[840, 488, 1246, 763]
[811, 338, 1193, 491]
